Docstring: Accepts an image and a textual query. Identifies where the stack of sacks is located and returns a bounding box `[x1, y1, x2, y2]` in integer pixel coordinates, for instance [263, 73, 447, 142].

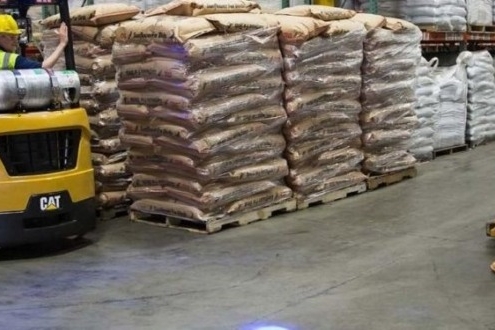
[41, 4, 141, 211]
[404, 0, 467, 32]
[353, 14, 421, 174]
[409, 57, 439, 160]
[114, 1, 294, 222]
[459, 51, 495, 144]
[274, 5, 367, 199]
[357, 0, 406, 18]
[432, 59, 468, 149]
[466, 0, 492, 26]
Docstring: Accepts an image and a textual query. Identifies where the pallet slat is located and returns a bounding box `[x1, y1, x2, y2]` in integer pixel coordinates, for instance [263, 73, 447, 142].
[130, 199, 297, 234]
[296, 183, 367, 210]
[468, 25, 495, 33]
[97, 204, 129, 221]
[366, 167, 417, 191]
[468, 136, 495, 149]
[433, 144, 468, 158]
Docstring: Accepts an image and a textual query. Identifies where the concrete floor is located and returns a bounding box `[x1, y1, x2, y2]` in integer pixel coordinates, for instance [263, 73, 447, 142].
[1, 145, 495, 330]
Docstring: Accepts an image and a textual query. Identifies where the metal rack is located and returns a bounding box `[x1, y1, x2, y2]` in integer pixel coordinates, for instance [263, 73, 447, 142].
[421, 31, 495, 53]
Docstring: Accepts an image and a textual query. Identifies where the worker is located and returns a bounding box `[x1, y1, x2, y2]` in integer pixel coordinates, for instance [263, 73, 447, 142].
[0, 14, 68, 70]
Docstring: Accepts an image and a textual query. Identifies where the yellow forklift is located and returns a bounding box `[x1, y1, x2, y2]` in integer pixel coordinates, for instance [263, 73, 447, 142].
[0, 0, 95, 247]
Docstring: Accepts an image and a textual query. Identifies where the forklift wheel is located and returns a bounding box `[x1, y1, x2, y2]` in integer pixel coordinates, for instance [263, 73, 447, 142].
[486, 222, 495, 237]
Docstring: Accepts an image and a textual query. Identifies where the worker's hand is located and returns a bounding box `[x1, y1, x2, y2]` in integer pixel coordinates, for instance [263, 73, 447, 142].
[56, 22, 69, 47]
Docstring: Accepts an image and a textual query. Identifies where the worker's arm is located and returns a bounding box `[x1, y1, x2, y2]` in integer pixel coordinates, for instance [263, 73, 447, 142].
[41, 23, 68, 69]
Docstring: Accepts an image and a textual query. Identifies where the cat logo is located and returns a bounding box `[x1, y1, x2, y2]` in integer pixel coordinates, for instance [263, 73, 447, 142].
[40, 195, 61, 211]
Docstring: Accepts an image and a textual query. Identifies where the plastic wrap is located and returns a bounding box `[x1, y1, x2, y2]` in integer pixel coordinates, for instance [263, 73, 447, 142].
[75, 55, 116, 80]
[225, 186, 292, 214]
[433, 61, 468, 149]
[117, 64, 281, 100]
[296, 171, 367, 197]
[357, 0, 406, 18]
[92, 137, 126, 154]
[362, 129, 412, 150]
[120, 86, 278, 110]
[286, 132, 362, 167]
[74, 41, 112, 58]
[40, 29, 66, 70]
[363, 151, 416, 173]
[458, 51, 495, 144]
[95, 162, 130, 181]
[97, 191, 129, 208]
[129, 185, 290, 221]
[257, 0, 282, 13]
[361, 18, 421, 173]
[144, 0, 261, 17]
[466, 0, 492, 26]
[409, 57, 439, 158]
[285, 119, 360, 143]
[404, 0, 467, 32]
[315, 148, 364, 167]
[116, 51, 282, 81]
[288, 157, 362, 189]
[131, 180, 280, 212]
[89, 109, 121, 139]
[115, 22, 292, 218]
[91, 80, 119, 105]
[131, 198, 215, 222]
[275, 5, 355, 21]
[96, 178, 132, 193]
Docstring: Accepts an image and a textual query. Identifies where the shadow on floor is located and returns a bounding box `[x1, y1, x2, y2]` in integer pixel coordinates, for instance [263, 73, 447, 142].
[0, 237, 93, 261]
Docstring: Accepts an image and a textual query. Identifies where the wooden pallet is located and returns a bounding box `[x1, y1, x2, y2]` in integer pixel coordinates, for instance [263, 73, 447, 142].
[97, 204, 129, 221]
[433, 144, 469, 158]
[296, 183, 367, 210]
[486, 221, 495, 238]
[468, 25, 495, 33]
[129, 199, 297, 234]
[366, 167, 418, 191]
[468, 136, 495, 149]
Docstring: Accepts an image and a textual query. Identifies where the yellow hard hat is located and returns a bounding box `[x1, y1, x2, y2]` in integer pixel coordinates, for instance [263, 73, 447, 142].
[0, 15, 21, 35]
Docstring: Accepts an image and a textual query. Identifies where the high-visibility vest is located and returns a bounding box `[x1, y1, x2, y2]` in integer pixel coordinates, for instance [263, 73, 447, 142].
[0, 51, 18, 70]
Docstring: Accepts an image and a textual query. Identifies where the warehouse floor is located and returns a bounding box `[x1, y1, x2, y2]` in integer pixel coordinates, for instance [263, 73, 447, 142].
[1, 145, 495, 330]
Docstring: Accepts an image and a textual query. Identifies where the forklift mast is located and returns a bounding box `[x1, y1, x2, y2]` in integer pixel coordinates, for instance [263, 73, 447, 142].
[0, 0, 76, 70]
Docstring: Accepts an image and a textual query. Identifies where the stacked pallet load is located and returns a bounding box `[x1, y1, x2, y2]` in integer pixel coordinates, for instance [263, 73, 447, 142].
[357, 0, 406, 18]
[432, 59, 468, 150]
[41, 4, 141, 216]
[274, 5, 368, 204]
[409, 57, 439, 161]
[115, 1, 295, 232]
[353, 14, 421, 174]
[404, 0, 467, 31]
[459, 50, 495, 146]
[466, 0, 492, 26]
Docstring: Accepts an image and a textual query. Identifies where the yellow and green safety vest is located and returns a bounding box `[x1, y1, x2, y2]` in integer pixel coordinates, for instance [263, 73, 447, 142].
[0, 50, 18, 70]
